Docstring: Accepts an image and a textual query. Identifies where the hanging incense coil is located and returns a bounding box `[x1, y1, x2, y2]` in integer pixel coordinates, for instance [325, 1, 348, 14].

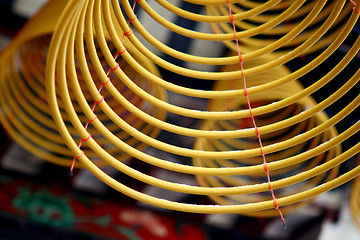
[0, 1, 167, 167]
[45, 0, 360, 215]
[0, 0, 358, 217]
[206, 0, 354, 56]
[193, 55, 341, 217]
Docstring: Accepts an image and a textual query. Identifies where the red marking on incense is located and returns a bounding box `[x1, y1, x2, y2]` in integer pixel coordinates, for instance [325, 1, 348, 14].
[226, 0, 286, 227]
[350, 0, 360, 13]
[69, 0, 141, 175]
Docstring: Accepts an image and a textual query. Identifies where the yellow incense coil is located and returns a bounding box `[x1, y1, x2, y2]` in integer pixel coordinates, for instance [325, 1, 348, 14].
[193, 55, 341, 217]
[0, 0, 359, 217]
[0, 0, 166, 167]
[206, 1, 354, 56]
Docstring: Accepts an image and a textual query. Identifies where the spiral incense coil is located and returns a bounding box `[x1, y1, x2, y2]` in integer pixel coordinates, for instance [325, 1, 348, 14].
[193, 55, 341, 217]
[44, 0, 360, 216]
[0, 0, 357, 217]
[206, 0, 354, 56]
[0, 0, 167, 167]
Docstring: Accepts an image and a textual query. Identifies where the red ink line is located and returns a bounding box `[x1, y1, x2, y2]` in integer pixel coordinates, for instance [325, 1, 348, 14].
[119, 48, 127, 55]
[121, 2, 138, 42]
[70, 0, 141, 174]
[350, 0, 360, 13]
[110, 63, 120, 71]
[129, 16, 137, 23]
[124, 29, 133, 37]
[90, 115, 97, 123]
[82, 133, 91, 142]
[94, 96, 104, 105]
[98, 78, 110, 92]
[226, 0, 286, 227]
